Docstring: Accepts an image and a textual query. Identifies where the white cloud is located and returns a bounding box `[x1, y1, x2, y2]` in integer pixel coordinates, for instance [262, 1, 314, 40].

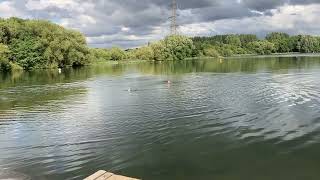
[26, 0, 78, 10]
[0, 1, 23, 18]
[121, 27, 130, 32]
[180, 4, 320, 37]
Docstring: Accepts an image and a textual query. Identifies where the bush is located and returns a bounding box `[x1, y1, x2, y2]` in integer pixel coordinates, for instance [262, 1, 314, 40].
[203, 46, 220, 58]
[0, 43, 11, 71]
[0, 18, 92, 70]
[150, 35, 195, 61]
[163, 35, 195, 60]
[0, 58, 11, 71]
[9, 37, 44, 70]
[90, 48, 111, 61]
[132, 46, 154, 60]
[109, 47, 126, 61]
[247, 41, 276, 55]
[150, 41, 168, 61]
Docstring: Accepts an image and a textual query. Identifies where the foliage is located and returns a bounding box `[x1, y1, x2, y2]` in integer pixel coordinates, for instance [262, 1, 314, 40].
[9, 37, 45, 70]
[225, 35, 242, 47]
[202, 45, 220, 58]
[193, 34, 257, 57]
[109, 47, 126, 61]
[0, 43, 11, 71]
[132, 46, 154, 61]
[149, 35, 195, 61]
[0, 43, 9, 59]
[162, 35, 195, 60]
[90, 48, 111, 61]
[0, 58, 11, 72]
[247, 40, 276, 55]
[266, 32, 293, 52]
[239, 34, 258, 46]
[150, 41, 169, 61]
[192, 32, 320, 56]
[294, 35, 320, 53]
[0, 17, 91, 70]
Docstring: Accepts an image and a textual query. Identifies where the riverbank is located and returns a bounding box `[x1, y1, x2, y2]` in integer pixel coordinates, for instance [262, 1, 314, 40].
[92, 59, 150, 65]
[90, 52, 320, 68]
[227, 52, 320, 59]
[177, 53, 320, 61]
[3, 53, 320, 74]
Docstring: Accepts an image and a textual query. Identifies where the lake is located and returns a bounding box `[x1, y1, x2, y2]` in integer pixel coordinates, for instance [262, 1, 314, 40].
[1, 56, 320, 180]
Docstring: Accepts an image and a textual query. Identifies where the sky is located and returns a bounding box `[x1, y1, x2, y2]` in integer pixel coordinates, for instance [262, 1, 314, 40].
[1, 0, 320, 48]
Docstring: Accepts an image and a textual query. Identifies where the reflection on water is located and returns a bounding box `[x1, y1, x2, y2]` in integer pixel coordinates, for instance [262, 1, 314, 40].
[1, 57, 320, 180]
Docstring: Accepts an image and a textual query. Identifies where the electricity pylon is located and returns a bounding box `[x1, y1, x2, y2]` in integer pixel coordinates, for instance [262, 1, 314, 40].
[169, 0, 178, 35]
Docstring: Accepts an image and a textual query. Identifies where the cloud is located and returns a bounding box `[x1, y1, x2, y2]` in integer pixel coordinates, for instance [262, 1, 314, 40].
[0, 0, 320, 48]
[180, 4, 320, 37]
[0, 1, 24, 18]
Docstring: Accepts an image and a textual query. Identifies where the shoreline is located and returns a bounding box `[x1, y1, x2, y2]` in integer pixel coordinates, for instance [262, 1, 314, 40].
[3, 53, 320, 73]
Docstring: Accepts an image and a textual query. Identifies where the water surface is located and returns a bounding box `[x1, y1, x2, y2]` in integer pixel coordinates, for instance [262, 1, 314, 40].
[1, 57, 320, 180]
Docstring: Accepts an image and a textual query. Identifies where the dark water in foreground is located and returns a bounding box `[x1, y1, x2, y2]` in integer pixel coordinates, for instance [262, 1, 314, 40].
[1, 57, 320, 180]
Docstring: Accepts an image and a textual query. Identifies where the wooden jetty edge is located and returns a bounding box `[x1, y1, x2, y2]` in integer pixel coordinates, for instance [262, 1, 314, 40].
[84, 170, 141, 180]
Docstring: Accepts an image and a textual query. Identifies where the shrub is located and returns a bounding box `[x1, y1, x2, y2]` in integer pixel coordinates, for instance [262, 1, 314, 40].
[132, 46, 154, 60]
[109, 47, 126, 61]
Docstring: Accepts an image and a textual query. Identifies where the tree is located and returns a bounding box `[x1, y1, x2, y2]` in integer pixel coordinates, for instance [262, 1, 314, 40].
[109, 47, 126, 61]
[239, 34, 258, 47]
[202, 45, 220, 58]
[266, 32, 292, 53]
[150, 35, 195, 61]
[162, 35, 195, 60]
[90, 48, 111, 61]
[150, 41, 168, 61]
[294, 35, 319, 53]
[225, 35, 242, 47]
[132, 46, 154, 60]
[0, 43, 9, 59]
[9, 37, 45, 70]
[0, 18, 92, 70]
[247, 40, 276, 55]
[0, 43, 11, 71]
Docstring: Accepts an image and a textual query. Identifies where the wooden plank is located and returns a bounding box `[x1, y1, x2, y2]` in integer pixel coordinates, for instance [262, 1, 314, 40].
[107, 175, 140, 180]
[95, 172, 114, 180]
[84, 170, 112, 180]
[84, 171, 140, 180]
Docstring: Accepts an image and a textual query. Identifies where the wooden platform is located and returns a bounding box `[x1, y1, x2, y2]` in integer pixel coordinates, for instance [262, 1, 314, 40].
[84, 170, 140, 180]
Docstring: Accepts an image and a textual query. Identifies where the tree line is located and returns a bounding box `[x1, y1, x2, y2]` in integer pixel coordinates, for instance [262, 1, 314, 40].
[192, 32, 320, 57]
[1, 17, 320, 72]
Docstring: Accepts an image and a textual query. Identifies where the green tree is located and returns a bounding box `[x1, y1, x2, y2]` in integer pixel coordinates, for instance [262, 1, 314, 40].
[266, 32, 292, 52]
[202, 45, 220, 58]
[109, 47, 126, 61]
[239, 34, 258, 47]
[294, 35, 319, 53]
[163, 35, 195, 60]
[247, 40, 276, 55]
[0, 43, 11, 71]
[132, 46, 154, 60]
[0, 43, 9, 59]
[90, 48, 111, 61]
[0, 18, 92, 70]
[150, 41, 168, 61]
[225, 35, 242, 47]
[9, 37, 45, 70]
